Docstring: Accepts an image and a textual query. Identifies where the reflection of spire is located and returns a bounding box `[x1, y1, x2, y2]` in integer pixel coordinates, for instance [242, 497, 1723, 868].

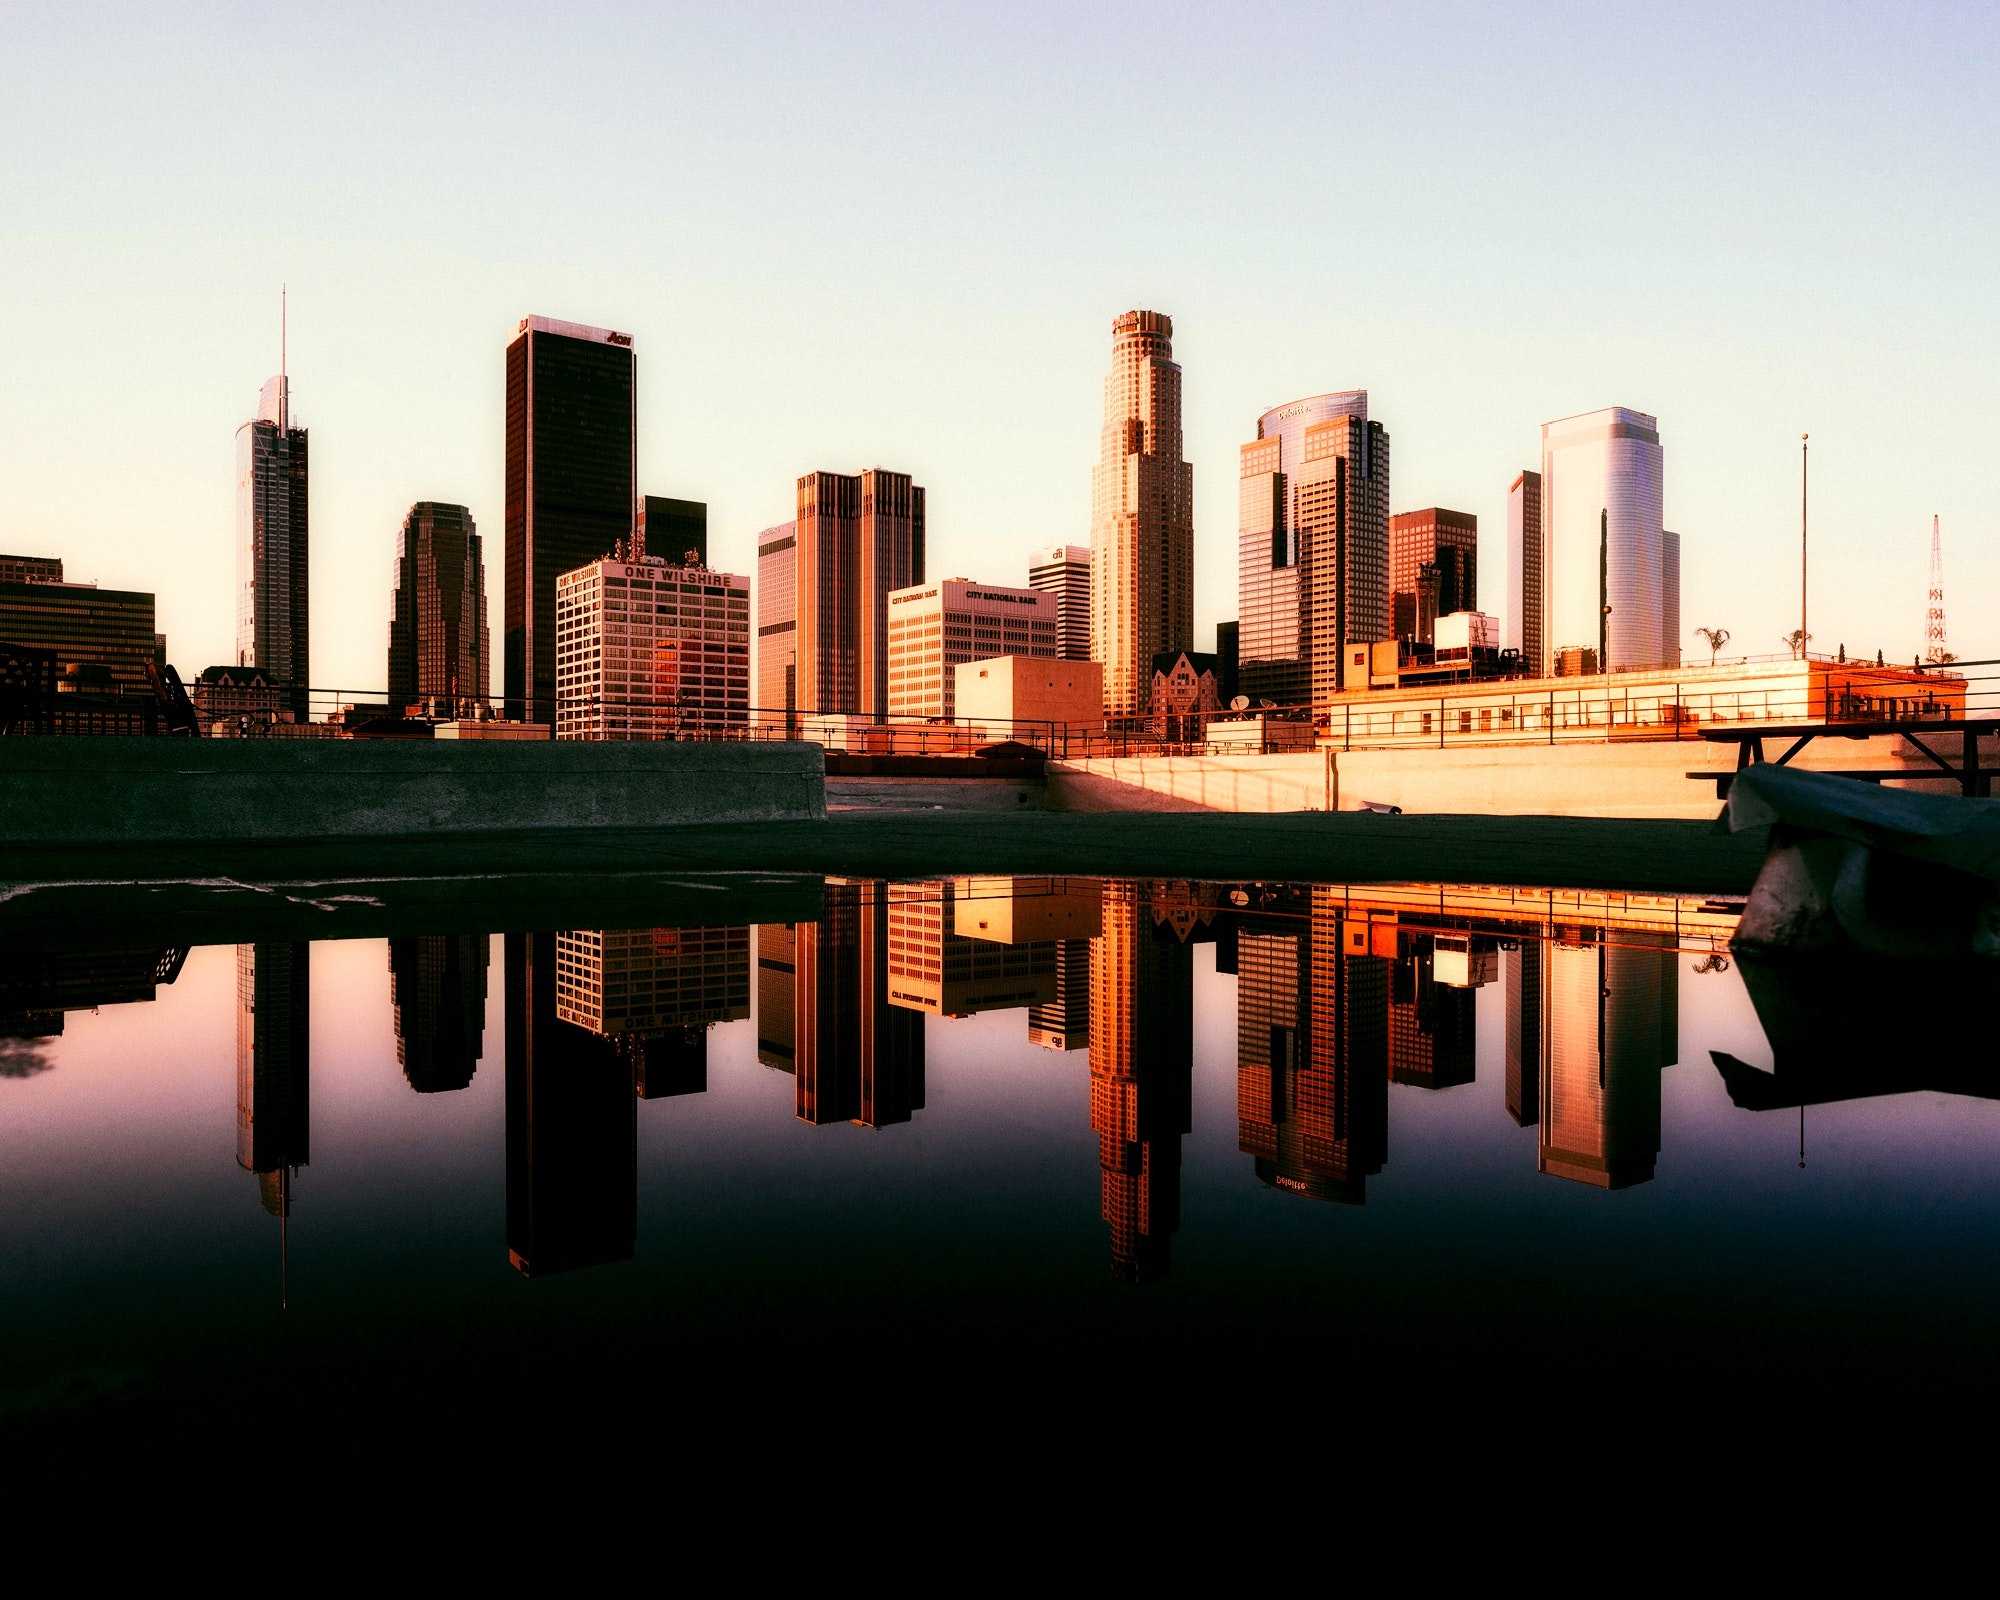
[1536, 933, 1676, 1188]
[1238, 889, 1387, 1204]
[772, 882, 924, 1129]
[1090, 882, 1192, 1281]
[389, 934, 488, 1093]
[505, 932, 635, 1277]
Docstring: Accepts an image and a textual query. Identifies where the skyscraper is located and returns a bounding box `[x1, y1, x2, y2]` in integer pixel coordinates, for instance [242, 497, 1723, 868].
[387, 502, 488, 717]
[1028, 544, 1092, 661]
[1388, 508, 1477, 647]
[638, 496, 706, 567]
[1090, 311, 1193, 716]
[755, 520, 798, 728]
[1296, 411, 1389, 705]
[1505, 470, 1544, 668]
[771, 470, 926, 721]
[1236, 392, 1368, 705]
[1662, 529, 1682, 668]
[504, 316, 636, 724]
[1540, 407, 1664, 674]
[236, 372, 309, 717]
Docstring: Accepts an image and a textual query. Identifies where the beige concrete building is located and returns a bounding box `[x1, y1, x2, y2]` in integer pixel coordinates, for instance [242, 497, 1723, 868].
[954, 654, 1104, 741]
[1090, 310, 1193, 715]
[554, 554, 750, 740]
[887, 578, 1056, 722]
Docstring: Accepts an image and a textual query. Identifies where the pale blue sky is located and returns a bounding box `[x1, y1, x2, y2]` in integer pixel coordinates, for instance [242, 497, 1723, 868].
[2, 1, 1993, 689]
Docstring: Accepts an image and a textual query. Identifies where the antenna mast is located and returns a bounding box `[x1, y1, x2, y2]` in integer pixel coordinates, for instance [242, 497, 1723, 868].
[280, 283, 288, 431]
[1925, 514, 1947, 664]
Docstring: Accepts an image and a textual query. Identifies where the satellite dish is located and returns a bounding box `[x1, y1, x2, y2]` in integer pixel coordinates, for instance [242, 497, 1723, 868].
[1229, 694, 1250, 711]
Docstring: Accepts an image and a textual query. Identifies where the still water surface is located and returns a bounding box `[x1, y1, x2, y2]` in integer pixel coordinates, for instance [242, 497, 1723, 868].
[5, 876, 1996, 1466]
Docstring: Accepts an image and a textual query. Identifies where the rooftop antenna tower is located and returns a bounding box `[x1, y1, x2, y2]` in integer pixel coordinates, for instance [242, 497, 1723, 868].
[279, 283, 288, 431]
[1925, 514, 1947, 664]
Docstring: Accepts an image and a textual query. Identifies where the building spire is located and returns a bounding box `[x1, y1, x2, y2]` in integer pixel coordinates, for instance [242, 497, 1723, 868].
[1925, 514, 1947, 664]
[280, 283, 288, 431]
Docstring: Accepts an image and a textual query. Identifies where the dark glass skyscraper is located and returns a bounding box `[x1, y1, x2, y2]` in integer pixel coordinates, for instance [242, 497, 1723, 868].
[388, 502, 488, 716]
[236, 375, 309, 717]
[504, 316, 636, 724]
[639, 495, 706, 567]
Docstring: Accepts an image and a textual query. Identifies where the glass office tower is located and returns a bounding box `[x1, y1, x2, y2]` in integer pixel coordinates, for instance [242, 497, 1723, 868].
[235, 375, 309, 718]
[503, 316, 636, 724]
[1539, 407, 1664, 673]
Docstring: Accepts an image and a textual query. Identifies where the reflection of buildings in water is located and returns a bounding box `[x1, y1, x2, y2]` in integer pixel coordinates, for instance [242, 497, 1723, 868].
[388, 935, 488, 1093]
[1505, 941, 1542, 1126]
[236, 943, 310, 1218]
[887, 876, 1100, 1021]
[1236, 889, 1388, 1205]
[1533, 932, 1678, 1189]
[1090, 882, 1193, 1281]
[0, 945, 189, 1048]
[758, 882, 923, 1128]
[555, 924, 749, 1099]
[1029, 940, 1092, 1052]
[1388, 931, 1477, 1090]
[505, 931, 635, 1277]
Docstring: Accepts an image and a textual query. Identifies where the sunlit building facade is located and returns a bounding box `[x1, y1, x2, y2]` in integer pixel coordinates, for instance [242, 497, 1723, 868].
[755, 521, 798, 727]
[554, 554, 750, 739]
[886, 579, 1056, 723]
[1027, 544, 1092, 661]
[388, 502, 488, 717]
[1540, 406, 1665, 674]
[1297, 412, 1390, 705]
[777, 469, 926, 722]
[1388, 508, 1477, 647]
[1504, 469, 1544, 665]
[504, 316, 636, 724]
[236, 375, 310, 717]
[1236, 392, 1368, 705]
[1090, 311, 1193, 715]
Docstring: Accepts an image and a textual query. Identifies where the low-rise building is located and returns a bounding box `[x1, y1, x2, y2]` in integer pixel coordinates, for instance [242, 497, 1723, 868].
[954, 655, 1103, 744]
[555, 554, 750, 740]
[0, 574, 159, 696]
[1150, 649, 1221, 742]
[887, 578, 1057, 723]
[190, 665, 285, 732]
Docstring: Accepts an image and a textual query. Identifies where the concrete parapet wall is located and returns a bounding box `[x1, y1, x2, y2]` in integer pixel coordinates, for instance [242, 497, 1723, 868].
[1048, 754, 1331, 814]
[0, 737, 826, 847]
[1049, 734, 1981, 819]
[827, 775, 1047, 813]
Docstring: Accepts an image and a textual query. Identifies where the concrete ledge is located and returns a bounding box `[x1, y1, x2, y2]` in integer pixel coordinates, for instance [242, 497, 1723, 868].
[828, 776, 1046, 813]
[0, 737, 827, 847]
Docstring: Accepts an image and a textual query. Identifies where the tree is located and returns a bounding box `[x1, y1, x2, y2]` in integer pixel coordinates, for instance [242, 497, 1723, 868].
[1782, 629, 1811, 659]
[1693, 626, 1730, 666]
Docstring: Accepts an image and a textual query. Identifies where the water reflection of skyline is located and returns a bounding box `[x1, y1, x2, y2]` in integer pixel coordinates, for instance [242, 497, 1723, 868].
[24, 874, 1973, 1292]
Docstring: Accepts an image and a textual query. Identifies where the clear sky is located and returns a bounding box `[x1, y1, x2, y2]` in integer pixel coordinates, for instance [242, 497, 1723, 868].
[2, 1, 1993, 691]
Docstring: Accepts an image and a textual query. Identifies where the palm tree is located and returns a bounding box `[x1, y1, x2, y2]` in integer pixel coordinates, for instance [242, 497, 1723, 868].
[1693, 626, 1730, 666]
[1782, 629, 1811, 659]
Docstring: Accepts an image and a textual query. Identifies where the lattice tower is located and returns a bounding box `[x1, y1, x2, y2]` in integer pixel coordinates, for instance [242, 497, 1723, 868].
[1925, 514, 1947, 664]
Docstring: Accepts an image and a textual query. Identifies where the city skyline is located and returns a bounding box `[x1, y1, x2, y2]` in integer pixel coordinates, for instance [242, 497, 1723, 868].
[4, 10, 1986, 689]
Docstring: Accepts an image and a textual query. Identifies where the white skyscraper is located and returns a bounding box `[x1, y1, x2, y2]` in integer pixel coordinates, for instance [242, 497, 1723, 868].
[1539, 407, 1664, 673]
